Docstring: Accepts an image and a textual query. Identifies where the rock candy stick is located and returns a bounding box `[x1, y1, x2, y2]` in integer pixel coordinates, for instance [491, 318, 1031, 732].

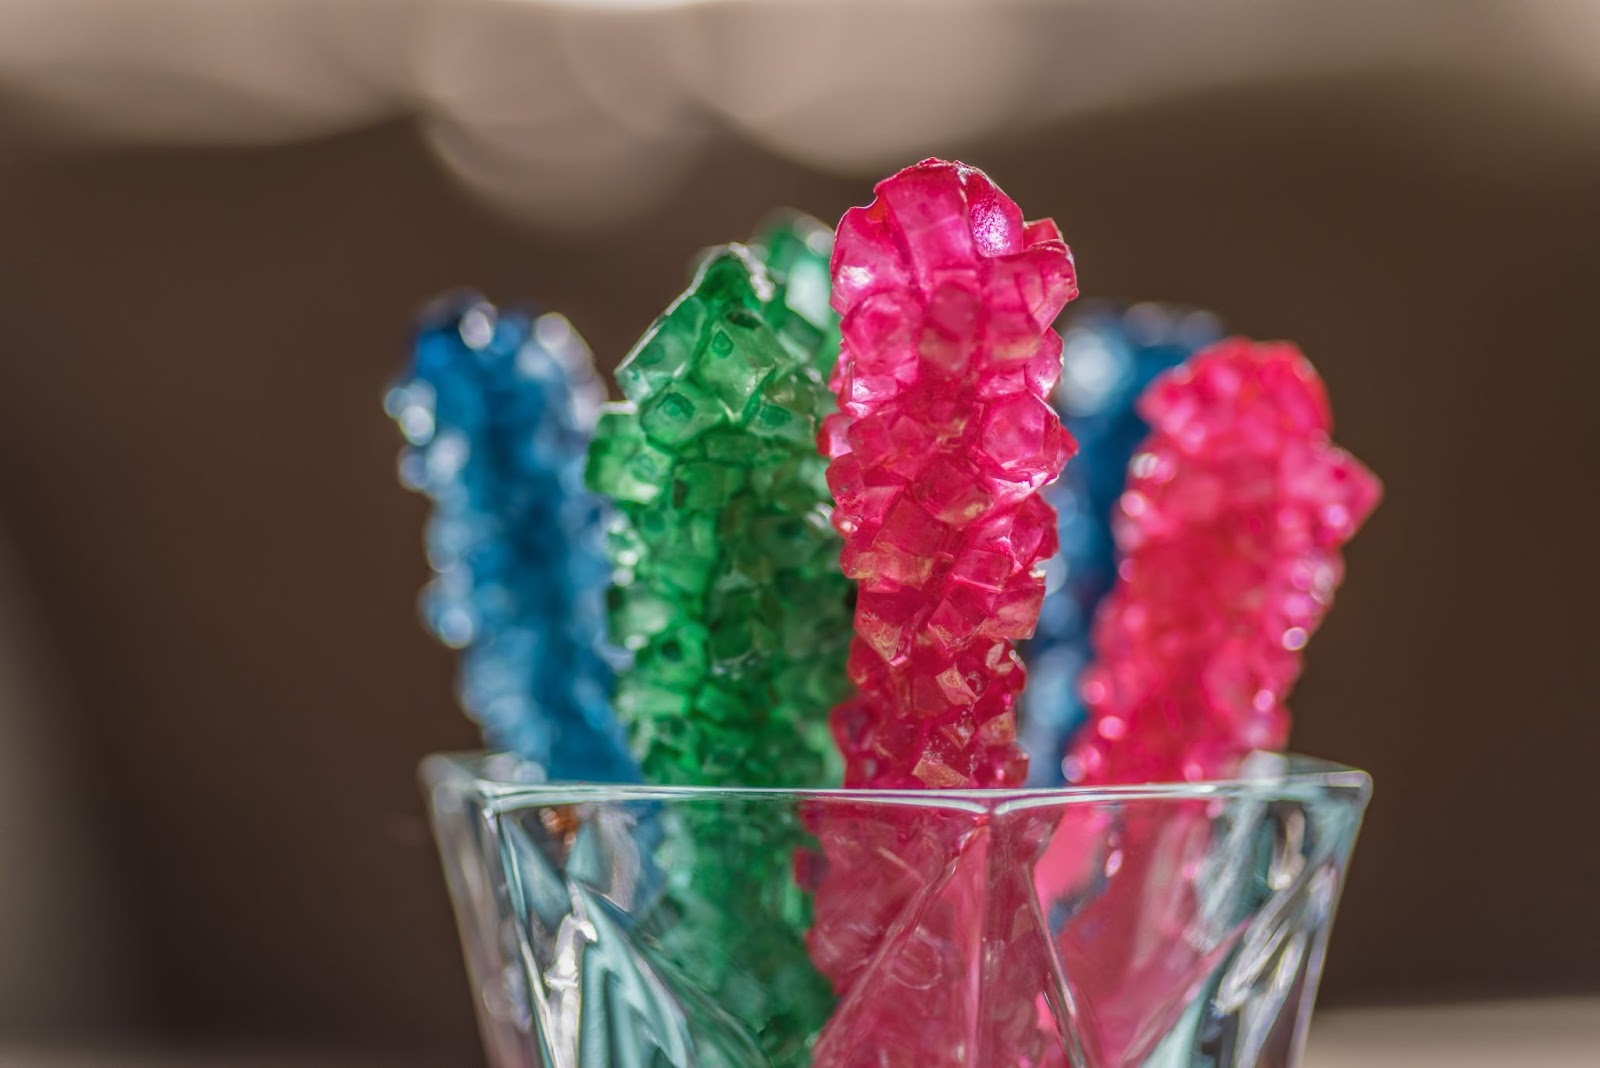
[587, 229, 851, 787]
[584, 221, 849, 1064]
[387, 295, 633, 781]
[1066, 338, 1381, 786]
[1043, 339, 1380, 1065]
[807, 159, 1078, 1068]
[822, 157, 1079, 790]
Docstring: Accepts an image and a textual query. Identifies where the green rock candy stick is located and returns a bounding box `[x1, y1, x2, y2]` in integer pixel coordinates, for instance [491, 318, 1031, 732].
[584, 216, 849, 1063]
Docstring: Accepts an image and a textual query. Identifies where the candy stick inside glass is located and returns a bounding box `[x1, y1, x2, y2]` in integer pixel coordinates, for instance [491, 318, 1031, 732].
[821, 158, 1079, 791]
[1023, 303, 1222, 784]
[807, 158, 1078, 1066]
[387, 294, 634, 781]
[584, 218, 848, 1064]
[1040, 338, 1380, 1065]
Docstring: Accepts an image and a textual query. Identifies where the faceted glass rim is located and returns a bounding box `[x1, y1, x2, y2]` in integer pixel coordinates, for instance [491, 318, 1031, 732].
[421, 750, 1371, 813]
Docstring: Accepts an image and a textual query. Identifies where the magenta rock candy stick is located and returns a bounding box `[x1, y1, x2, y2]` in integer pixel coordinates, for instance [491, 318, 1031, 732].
[821, 157, 1079, 791]
[807, 158, 1078, 1068]
[1042, 339, 1380, 1066]
[1066, 338, 1381, 787]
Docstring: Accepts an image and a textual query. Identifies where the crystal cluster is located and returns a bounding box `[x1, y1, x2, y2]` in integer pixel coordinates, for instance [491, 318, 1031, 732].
[822, 158, 1080, 790]
[1065, 338, 1382, 786]
[386, 294, 633, 782]
[807, 159, 1077, 1068]
[1032, 340, 1380, 1066]
[584, 217, 849, 1065]
[585, 220, 852, 787]
[1022, 304, 1222, 784]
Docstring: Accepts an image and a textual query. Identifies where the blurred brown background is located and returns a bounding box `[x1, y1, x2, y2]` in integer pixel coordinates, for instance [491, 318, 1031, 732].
[0, 1, 1598, 1064]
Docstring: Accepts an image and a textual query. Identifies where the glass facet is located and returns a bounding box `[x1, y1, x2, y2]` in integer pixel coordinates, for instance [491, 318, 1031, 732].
[423, 752, 1370, 1068]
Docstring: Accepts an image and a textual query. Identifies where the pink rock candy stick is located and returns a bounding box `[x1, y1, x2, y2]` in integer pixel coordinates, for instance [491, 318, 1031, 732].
[807, 159, 1077, 1068]
[1066, 338, 1381, 787]
[1041, 339, 1380, 1065]
[821, 158, 1079, 791]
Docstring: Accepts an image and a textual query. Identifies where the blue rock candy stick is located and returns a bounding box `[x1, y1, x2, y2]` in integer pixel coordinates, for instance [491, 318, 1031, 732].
[386, 293, 636, 782]
[1021, 302, 1223, 785]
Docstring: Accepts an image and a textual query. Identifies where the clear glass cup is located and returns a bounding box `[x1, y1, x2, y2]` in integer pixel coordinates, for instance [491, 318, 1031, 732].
[422, 751, 1370, 1068]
